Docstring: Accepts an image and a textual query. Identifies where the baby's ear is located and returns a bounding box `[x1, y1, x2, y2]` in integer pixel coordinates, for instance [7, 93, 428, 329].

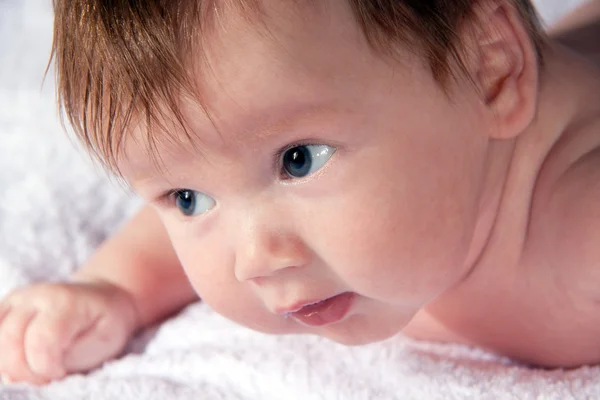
[462, 0, 540, 139]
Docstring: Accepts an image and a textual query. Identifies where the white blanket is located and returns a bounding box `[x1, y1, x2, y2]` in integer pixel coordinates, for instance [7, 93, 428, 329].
[0, 0, 597, 399]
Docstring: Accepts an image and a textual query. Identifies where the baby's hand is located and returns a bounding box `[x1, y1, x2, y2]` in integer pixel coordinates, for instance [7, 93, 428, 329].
[0, 280, 139, 385]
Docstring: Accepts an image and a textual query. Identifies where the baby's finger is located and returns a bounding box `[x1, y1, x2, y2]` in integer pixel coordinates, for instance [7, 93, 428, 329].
[0, 309, 47, 385]
[24, 312, 76, 380]
[64, 316, 117, 372]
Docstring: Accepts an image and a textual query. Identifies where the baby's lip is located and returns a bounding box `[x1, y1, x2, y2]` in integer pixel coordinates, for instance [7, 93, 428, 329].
[276, 292, 356, 327]
[275, 296, 336, 315]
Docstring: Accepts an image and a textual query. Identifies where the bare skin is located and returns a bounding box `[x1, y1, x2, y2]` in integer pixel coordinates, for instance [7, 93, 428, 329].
[0, 207, 196, 384]
[405, 2, 600, 368]
[1, 0, 600, 385]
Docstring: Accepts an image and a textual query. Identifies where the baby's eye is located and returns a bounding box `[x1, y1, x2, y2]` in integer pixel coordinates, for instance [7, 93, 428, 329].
[174, 189, 216, 216]
[282, 144, 335, 178]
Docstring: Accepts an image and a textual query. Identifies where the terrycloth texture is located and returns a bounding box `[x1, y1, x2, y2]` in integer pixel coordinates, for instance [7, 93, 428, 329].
[0, 0, 598, 398]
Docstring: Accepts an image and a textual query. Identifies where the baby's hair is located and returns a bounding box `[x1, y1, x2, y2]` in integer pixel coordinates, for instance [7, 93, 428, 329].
[51, 0, 547, 173]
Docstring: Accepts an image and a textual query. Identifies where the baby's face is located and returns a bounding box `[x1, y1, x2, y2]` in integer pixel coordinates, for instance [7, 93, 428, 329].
[121, 0, 494, 344]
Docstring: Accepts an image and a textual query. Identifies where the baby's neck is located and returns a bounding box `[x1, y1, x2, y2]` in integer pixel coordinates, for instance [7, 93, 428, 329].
[462, 42, 600, 281]
[409, 41, 600, 357]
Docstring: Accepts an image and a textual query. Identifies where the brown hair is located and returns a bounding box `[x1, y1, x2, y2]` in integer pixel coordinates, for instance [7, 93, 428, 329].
[51, 0, 547, 172]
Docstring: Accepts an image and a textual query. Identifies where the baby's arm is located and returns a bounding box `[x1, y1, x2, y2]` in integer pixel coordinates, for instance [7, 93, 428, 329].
[0, 205, 196, 384]
[72, 205, 197, 328]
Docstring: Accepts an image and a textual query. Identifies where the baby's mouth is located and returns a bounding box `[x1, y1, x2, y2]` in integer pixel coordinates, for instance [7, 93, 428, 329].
[285, 292, 356, 327]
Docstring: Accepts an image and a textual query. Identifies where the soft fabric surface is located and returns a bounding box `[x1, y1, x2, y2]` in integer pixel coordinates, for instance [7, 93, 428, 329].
[0, 0, 597, 398]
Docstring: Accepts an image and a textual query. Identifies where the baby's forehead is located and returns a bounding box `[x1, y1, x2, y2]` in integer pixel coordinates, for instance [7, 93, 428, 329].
[116, 128, 206, 192]
[102, 0, 419, 177]
[118, 92, 341, 177]
[193, 0, 365, 83]
[114, 0, 414, 181]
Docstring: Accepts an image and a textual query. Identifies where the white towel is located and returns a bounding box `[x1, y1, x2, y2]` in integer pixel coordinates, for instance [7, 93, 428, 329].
[0, 0, 597, 399]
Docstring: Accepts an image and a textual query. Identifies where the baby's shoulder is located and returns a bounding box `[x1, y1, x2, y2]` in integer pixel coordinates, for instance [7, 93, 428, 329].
[526, 117, 600, 298]
[553, 18, 600, 68]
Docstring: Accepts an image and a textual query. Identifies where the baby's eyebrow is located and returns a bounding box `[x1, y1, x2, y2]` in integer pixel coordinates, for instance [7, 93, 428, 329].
[129, 174, 190, 201]
[186, 95, 337, 143]
[119, 96, 342, 190]
[119, 154, 187, 194]
[126, 173, 168, 194]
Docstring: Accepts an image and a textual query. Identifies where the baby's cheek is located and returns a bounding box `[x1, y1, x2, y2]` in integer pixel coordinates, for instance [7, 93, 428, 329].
[341, 222, 469, 307]
[175, 242, 296, 334]
[313, 181, 469, 306]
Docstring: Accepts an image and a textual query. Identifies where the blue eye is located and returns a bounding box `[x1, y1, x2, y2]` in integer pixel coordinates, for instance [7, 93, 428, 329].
[174, 190, 216, 216]
[282, 144, 335, 178]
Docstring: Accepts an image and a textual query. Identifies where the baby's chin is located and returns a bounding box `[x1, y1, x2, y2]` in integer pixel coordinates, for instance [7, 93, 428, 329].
[227, 303, 410, 345]
[312, 314, 408, 346]
[243, 315, 405, 346]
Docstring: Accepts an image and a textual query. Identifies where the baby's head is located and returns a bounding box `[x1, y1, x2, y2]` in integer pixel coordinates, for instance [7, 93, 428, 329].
[52, 0, 546, 343]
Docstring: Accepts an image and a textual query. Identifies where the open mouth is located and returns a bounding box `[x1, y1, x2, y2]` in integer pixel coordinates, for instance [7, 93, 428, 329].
[287, 292, 355, 327]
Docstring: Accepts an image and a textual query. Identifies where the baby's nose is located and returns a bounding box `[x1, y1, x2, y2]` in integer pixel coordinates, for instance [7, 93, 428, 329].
[234, 229, 310, 283]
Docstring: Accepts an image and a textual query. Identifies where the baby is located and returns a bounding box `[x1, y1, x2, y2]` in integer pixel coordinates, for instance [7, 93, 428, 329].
[1, 0, 600, 385]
